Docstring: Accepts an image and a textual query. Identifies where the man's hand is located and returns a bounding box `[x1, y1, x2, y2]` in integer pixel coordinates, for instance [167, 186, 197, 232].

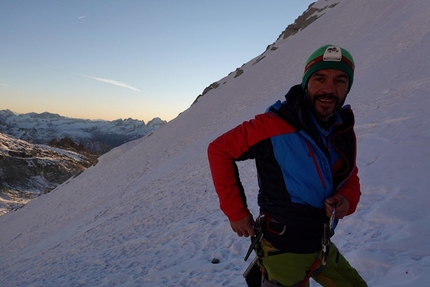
[230, 213, 256, 237]
[325, 194, 349, 219]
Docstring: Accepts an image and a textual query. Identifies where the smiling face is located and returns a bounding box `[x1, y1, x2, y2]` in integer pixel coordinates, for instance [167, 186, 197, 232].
[305, 69, 350, 122]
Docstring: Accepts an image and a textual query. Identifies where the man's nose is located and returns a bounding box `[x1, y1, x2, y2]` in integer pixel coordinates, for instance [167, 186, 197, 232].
[320, 80, 337, 94]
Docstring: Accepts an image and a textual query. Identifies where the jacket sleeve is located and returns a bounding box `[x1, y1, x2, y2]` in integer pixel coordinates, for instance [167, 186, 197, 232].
[336, 165, 361, 215]
[207, 112, 292, 222]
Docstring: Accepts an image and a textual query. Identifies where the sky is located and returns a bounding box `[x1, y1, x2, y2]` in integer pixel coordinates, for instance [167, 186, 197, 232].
[0, 0, 315, 123]
[1, 0, 430, 286]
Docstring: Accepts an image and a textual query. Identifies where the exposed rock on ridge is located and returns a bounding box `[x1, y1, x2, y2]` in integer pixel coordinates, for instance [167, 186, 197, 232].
[278, 2, 339, 40]
[0, 132, 97, 215]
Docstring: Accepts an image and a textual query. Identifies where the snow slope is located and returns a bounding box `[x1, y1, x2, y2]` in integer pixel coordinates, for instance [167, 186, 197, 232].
[1, 0, 430, 286]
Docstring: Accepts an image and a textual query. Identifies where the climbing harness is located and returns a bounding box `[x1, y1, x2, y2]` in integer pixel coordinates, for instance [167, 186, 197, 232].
[243, 206, 337, 287]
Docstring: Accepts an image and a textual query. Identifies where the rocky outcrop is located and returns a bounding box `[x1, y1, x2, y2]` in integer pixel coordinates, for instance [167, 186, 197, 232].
[278, 2, 340, 40]
[0, 110, 167, 215]
[0, 132, 97, 215]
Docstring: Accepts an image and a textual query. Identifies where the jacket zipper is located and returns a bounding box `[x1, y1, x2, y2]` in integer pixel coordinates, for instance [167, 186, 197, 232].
[306, 140, 327, 188]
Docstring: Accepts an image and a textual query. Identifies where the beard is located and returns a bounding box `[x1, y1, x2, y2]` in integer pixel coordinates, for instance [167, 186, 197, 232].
[306, 93, 345, 122]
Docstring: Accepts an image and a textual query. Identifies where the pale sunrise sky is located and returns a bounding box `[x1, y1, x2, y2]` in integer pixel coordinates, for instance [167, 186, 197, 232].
[0, 1, 315, 122]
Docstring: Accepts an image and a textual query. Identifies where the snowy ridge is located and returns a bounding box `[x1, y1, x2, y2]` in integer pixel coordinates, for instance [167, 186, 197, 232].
[1, 0, 430, 286]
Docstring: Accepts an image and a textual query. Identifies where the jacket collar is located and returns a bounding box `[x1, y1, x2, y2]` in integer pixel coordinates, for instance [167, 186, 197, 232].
[270, 84, 355, 132]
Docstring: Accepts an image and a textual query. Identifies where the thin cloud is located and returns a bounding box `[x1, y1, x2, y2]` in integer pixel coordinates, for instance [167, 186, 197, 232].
[78, 16, 87, 19]
[0, 83, 10, 87]
[77, 73, 141, 92]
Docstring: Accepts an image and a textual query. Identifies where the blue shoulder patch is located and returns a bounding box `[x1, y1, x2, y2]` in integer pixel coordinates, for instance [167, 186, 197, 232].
[266, 100, 283, 113]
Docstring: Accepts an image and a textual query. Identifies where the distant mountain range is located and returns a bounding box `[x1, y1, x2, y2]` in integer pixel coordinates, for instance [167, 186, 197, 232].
[0, 109, 167, 153]
[0, 110, 167, 215]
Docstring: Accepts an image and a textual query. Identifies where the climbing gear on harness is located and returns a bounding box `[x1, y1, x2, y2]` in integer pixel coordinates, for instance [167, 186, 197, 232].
[243, 214, 265, 287]
[299, 204, 336, 287]
[243, 207, 337, 287]
[265, 216, 287, 236]
[244, 223, 264, 261]
[243, 255, 260, 279]
[322, 203, 336, 265]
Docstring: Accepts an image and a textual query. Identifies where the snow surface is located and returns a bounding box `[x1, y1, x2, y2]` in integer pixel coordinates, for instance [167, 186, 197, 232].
[1, 0, 430, 286]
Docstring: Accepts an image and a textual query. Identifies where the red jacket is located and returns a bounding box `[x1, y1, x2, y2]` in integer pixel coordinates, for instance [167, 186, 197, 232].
[207, 85, 361, 253]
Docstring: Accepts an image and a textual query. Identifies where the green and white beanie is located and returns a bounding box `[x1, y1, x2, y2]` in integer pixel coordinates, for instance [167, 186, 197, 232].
[302, 45, 355, 93]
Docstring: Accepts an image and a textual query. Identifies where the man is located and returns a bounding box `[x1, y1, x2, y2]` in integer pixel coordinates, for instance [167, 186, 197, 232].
[207, 45, 368, 286]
